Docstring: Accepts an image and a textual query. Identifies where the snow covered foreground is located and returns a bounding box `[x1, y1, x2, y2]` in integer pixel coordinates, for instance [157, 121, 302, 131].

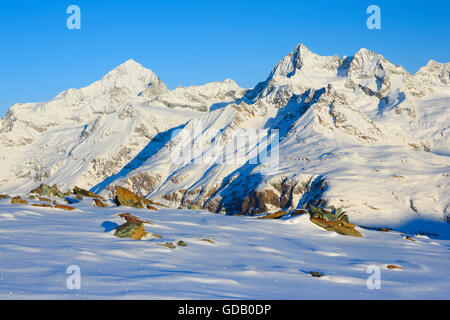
[0, 199, 449, 299]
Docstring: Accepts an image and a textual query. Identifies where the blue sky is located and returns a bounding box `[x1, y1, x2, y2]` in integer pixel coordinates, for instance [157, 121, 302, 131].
[1, 0, 449, 116]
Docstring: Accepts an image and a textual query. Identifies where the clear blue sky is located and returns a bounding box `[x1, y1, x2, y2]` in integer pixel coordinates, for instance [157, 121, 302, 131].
[1, 0, 449, 116]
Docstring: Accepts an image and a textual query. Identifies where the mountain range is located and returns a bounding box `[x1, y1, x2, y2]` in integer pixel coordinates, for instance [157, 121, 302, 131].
[1, 43, 449, 228]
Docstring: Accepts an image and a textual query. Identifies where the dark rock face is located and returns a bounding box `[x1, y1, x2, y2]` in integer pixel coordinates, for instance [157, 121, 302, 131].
[177, 241, 188, 247]
[115, 186, 143, 209]
[241, 189, 280, 215]
[309, 271, 324, 278]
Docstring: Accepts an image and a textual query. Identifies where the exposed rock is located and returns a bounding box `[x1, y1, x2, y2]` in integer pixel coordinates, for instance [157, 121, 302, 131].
[31, 204, 53, 208]
[28, 195, 35, 200]
[146, 205, 158, 211]
[74, 186, 105, 200]
[0, 195, 11, 199]
[387, 265, 402, 270]
[241, 189, 280, 215]
[114, 222, 147, 240]
[201, 238, 215, 244]
[290, 209, 307, 217]
[257, 211, 287, 219]
[310, 217, 362, 237]
[157, 242, 175, 249]
[141, 197, 167, 208]
[309, 205, 348, 221]
[54, 204, 75, 211]
[118, 213, 152, 225]
[151, 233, 163, 239]
[93, 199, 107, 207]
[11, 196, 28, 204]
[308, 206, 362, 237]
[30, 184, 63, 198]
[177, 241, 188, 247]
[405, 236, 416, 242]
[309, 271, 324, 277]
[115, 186, 143, 209]
[127, 172, 161, 197]
[39, 197, 51, 202]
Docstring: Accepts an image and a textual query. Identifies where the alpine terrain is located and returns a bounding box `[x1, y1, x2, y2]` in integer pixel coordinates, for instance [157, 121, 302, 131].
[0, 44, 449, 299]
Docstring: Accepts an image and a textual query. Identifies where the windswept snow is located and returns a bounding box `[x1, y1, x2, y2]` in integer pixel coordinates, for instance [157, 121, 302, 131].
[0, 200, 449, 299]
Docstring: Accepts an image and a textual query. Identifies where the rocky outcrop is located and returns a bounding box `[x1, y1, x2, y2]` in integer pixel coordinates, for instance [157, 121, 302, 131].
[257, 211, 287, 219]
[54, 204, 75, 211]
[93, 199, 107, 207]
[308, 206, 362, 237]
[30, 184, 63, 198]
[11, 196, 28, 204]
[118, 213, 152, 224]
[73, 186, 105, 200]
[114, 186, 143, 208]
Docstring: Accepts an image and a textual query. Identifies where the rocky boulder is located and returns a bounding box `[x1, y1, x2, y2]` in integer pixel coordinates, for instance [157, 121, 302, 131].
[114, 222, 147, 240]
[73, 186, 105, 200]
[11, 196, 28, 204]
[54, 204, 75, 211]
[257, 211, 288, 219]
[115, 186, 143, 209]
[308, 205, 362, 237]
[118, 213, 152, 224]
[30, 184, 64, 198]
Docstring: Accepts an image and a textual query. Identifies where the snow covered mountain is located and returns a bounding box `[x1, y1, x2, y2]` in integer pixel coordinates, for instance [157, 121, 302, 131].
[0, 60, 243, 194]
[1, 44, 449, 230]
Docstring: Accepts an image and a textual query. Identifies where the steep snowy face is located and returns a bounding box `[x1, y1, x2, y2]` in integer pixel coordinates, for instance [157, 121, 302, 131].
[0, 60, 245, 194]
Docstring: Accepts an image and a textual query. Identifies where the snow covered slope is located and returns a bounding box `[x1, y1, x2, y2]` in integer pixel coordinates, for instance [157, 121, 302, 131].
[0, 200, 449, 299]
[0, 44, 449, 232]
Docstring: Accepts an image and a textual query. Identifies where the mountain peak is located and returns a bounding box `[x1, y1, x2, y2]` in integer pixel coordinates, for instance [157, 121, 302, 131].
[107, 59, 153, 76]
[292, 43, 313, 55]
[94, 59, 168, 97]
[268, 43, 340, 81]
[354, 47, 376, 57]
[414, 59, 450, 85]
